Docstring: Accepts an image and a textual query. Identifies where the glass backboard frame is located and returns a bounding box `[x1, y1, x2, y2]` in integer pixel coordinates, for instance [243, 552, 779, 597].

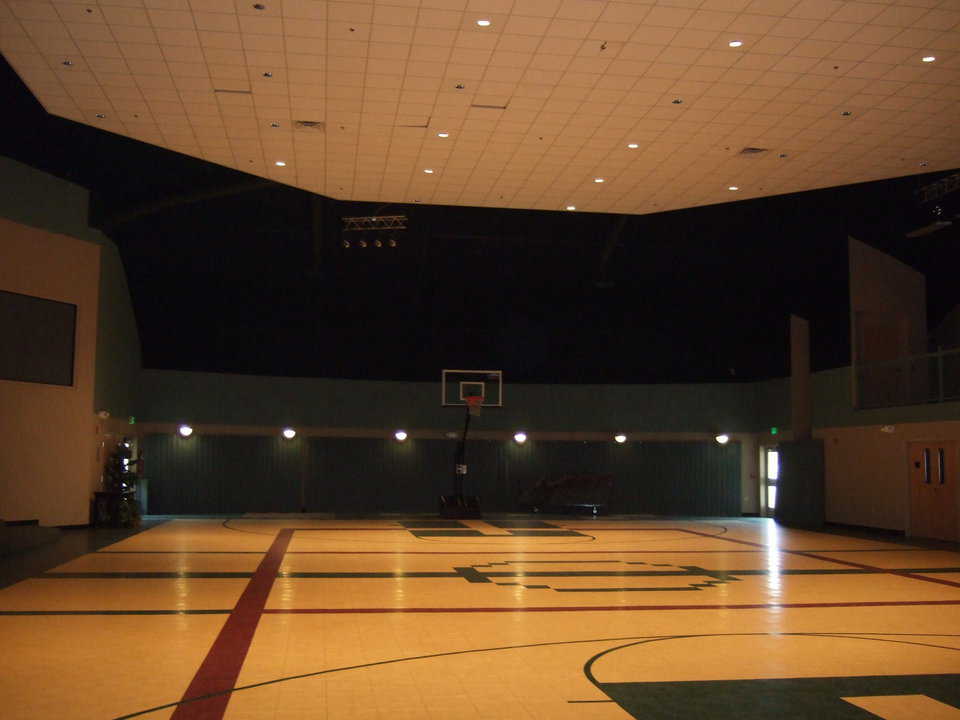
[441, 369, 503, 407]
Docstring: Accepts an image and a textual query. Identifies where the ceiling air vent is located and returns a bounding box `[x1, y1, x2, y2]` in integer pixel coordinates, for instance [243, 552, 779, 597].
[739, 147, 768, 155]
[295, 120, 326, 131]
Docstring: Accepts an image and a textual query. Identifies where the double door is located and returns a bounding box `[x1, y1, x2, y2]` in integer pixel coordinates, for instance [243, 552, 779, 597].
[908, 442, 958, 541]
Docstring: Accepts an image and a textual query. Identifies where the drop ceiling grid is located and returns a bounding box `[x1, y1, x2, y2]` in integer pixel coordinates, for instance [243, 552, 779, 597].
[0, 0, 958, 213]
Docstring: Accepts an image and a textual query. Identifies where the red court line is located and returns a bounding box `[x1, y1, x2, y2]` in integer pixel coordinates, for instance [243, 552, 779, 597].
[680, 529, 960, 590]
[262, 599, 960, 615]
[172, 528, 293, 720]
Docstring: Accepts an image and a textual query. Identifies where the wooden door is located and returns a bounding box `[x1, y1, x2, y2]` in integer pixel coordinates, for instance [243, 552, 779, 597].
[909, 442, 959, 541]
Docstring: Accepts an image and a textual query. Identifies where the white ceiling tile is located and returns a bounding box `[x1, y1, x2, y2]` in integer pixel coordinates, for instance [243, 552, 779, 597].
[6, 0, 959, 213]
[808, 21, 861, 42]
[727, 13, 781, 35]
[120, 41, 164, 59]
[198, 29, 242, 47]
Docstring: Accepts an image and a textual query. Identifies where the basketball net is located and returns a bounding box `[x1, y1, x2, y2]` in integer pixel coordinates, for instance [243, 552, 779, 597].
[465, 396, 483, 417]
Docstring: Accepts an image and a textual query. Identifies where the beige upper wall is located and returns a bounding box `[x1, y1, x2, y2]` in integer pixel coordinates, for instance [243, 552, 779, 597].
[817, 420, 960, 533]
[0, 217, 101, 525]
[849, 236, 927, 362]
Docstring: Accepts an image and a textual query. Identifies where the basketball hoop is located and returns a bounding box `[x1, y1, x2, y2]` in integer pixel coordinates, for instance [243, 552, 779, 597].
[465, 395, 483, 416]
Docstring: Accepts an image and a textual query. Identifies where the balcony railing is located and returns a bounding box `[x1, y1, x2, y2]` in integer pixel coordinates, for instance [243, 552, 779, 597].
[855, 347, 960, 409]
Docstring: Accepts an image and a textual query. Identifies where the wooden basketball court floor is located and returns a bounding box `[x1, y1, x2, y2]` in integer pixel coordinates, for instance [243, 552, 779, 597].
[2, 516, 960, 719]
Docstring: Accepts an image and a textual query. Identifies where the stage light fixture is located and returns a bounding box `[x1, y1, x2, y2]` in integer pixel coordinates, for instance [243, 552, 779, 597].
[178, 424, 194, 437]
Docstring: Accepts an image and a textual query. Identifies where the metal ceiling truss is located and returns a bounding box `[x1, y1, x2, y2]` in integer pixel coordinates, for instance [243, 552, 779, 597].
[341, 215, 408, 232]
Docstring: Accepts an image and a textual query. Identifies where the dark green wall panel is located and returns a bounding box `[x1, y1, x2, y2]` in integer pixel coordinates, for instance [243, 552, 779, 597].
[143, 434, 301, 514]
[305, 438, 504, 513]
[511, 441, 740, 516]
[142, 435, 739, 516]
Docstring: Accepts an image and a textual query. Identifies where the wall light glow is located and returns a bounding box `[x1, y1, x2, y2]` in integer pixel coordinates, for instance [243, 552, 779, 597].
[282, 427, 296, 439]
[513, 431, 528, 444]
[614, 433, 627, 444]
[178, 424, 194, 437]
[715, 433, 730, 445]
[394, 430, 408, 441]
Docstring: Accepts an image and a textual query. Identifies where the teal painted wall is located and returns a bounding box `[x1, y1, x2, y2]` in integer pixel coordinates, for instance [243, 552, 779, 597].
[755, 369, 960, 435]
[136, 369, 762, 433]
[95, 243, 141, 419]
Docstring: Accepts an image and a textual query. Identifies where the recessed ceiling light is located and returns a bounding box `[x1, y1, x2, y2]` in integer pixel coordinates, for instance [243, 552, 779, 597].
[566, 205, 576, 211]
[476, 19, 491, 26]
[840, 110, 852, 116]
[922, 56, 936, 63]
[437, 132, 449, 138]
[275, 160, 286, 166]
[424, 168, 434, 174]
[728, 185, 739, 190]
[728, 40, 743, 47]
[594, 177, 604, 183]
[627, 143, 638, 149]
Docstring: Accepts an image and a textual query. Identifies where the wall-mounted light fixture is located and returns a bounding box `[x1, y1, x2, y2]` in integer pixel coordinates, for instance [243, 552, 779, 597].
[715, 433, 730, 445]
[282, 427, 296, 439]
[394, 430, 408, 442]
[614, 433, 627, 444]
[513, 431, 528, 444]
[178, 424, 194, 438]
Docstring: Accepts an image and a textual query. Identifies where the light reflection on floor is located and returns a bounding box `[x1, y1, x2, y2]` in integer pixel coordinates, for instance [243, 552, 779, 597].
[0, 516, 958, 720]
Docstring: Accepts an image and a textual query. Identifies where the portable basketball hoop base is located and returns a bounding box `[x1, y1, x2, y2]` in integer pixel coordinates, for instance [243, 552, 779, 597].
[439, 493, 482, 519]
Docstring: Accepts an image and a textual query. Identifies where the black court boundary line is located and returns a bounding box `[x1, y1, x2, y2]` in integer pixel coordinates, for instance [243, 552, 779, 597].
[0, 609, 231, 615]
[39, 566, 960, 581]
[94, 547, 946, 554]
[680, 528, 960, 589]
[582, 632, 960, 691]
[112, 632, 960, 719]
[261, 599, 960, 614]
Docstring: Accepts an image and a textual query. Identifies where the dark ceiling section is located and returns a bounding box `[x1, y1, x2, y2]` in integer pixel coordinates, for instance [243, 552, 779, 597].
[2, 54, 958, 384]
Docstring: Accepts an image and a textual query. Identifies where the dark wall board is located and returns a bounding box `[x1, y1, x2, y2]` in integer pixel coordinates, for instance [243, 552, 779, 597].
[143, 434, 741, 517]
[0, 289, 76, 386]
[143, 434, 302, 514]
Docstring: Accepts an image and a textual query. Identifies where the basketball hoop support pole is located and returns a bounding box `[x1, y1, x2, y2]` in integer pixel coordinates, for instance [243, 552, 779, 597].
[453, 407, 471, 498]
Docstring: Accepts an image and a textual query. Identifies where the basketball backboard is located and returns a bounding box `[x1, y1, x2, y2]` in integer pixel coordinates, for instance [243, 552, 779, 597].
[441, 369, 503, 407]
